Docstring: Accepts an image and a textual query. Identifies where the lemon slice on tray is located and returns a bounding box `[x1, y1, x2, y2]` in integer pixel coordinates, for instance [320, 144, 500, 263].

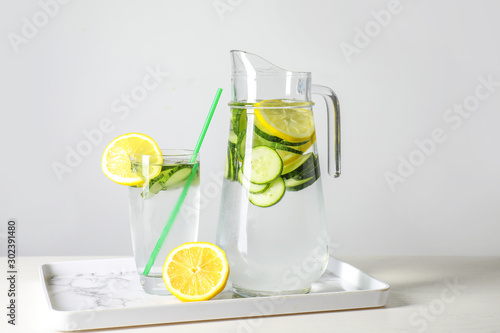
[163, 242, 229, 302]
[101, 133, 163, 186]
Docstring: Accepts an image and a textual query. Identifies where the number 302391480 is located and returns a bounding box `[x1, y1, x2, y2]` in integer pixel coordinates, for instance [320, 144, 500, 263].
[7, 220, 16, 270]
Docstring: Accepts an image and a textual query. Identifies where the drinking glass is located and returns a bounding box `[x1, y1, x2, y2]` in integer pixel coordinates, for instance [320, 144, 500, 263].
[128, 149, 200, 295]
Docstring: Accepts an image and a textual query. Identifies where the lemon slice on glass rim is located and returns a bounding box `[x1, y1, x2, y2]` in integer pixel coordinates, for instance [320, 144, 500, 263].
[101, 133, 163, 186]
[162, 242, 229, 302]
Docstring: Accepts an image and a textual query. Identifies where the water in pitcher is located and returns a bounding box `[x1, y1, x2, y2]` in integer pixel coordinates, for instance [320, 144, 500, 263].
[216, 50, 341, 297]
[217, 103, 329, 297]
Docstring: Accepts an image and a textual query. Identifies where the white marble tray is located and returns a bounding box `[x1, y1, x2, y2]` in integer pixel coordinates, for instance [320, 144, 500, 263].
[39, 257, 390, 331]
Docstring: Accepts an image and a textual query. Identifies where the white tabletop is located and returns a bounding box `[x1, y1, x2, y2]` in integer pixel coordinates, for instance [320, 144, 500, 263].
[1, 256, 499, 333]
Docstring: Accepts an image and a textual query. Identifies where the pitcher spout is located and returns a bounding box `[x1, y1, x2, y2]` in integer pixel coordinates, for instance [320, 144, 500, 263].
[230, 50, 298, 76]
[230, 50, 311, 102]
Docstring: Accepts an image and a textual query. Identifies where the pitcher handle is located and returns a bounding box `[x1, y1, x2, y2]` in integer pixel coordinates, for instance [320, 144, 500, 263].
[311, 84, 341, 178]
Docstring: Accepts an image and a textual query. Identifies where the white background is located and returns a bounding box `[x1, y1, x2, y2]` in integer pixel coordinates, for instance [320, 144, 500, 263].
[1, 0, 499, 256]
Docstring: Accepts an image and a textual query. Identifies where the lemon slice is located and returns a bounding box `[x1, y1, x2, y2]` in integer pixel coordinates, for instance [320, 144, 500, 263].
[254, 99, 315, 143]
[163, 242, 229, 302]
[101, 133, 163, 186]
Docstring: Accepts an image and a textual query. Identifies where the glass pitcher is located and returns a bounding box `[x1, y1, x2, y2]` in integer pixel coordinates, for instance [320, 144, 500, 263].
[216, 50, 340, 297]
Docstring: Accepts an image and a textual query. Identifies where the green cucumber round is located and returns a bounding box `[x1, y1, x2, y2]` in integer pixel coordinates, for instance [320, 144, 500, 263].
[254, 125, 310, 146]
[141, 164, 196, 198]
[231, 108, 247, 136]
[225, 143, 239, 181]
[242, 146, 283, 184]
[237, 131, 303, 162]
[228, 130, 238, 145]
[295, 162, 320, 181]
[237, 169, 270, 194]
[253, 133, 303, 154]
[164, 166, 193, 188]
[285, 176, 318, 192]
[281, 153, 315, 179]
[248, 177, 286, 207]
[284, 162, 321, 191]
[236, 130, 247, 161]
[224, 149, 230, 180]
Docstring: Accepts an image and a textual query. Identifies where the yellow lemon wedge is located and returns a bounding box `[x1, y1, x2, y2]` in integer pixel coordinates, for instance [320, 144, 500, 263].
[254, 99, 315, 144]
[162, 242, 229, 302]
[101, 133, 163, 186]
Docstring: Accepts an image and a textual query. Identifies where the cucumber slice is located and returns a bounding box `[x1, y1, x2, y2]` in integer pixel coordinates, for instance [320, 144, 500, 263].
[237, 130, 247, 161]
[141, 164, 195, 198]
[237, 131, 303, 162]
[284, 159, 321, 191]
[248, 177, 285, 207]
[224, 147, 230, 180]
[281, 153, 315, 179]
[237, 169, 270, 194]
[254, 125, 310, 147]
[253, 133, 303, 154]
[228, 130, 238, 145]
[285, 176, 318, 192]
[145, 179, 164, 197]
[295, 161, 320, 180]
[225, 141, 239, 181]
[243, 146, 283, 184]
[286, 154, 319, 181]
[164, 165, 194, 188]
[142, 166, 176, 198]
[284, 176, 313, 188]
[231, 108, 247, 136]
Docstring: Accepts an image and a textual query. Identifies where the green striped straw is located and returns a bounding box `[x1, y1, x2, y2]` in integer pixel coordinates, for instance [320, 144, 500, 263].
[142, 88, 223, 276]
